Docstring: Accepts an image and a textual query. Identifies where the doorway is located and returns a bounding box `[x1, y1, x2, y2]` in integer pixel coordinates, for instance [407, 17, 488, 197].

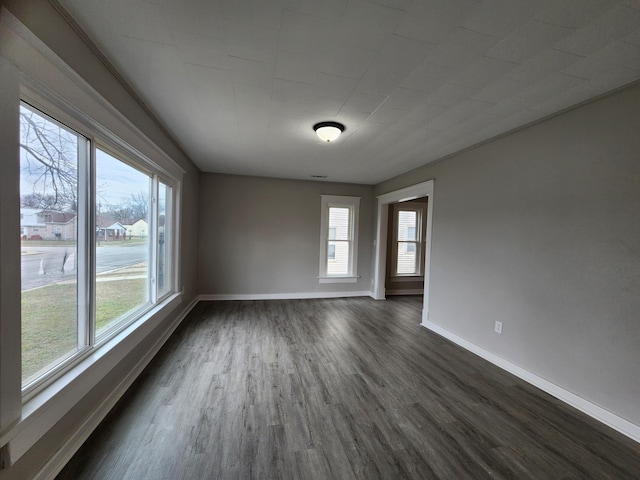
[385, 199, 428, 296]
[373, 180, 434, 325]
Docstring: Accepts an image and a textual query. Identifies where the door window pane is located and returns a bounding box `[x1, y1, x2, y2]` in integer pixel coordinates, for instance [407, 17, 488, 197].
[95, 148, 150, 337]
[19, 104, 82, 384]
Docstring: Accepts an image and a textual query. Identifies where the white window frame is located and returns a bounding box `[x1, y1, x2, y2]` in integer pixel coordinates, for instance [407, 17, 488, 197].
[392, 205, 424, 277]
[18, 95, 180, 399]
[318, 195, 360, 283]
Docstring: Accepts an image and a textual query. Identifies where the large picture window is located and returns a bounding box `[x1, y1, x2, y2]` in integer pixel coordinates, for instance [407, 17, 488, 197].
[319, 195, 360, 283]
[19, 101, 177, 392]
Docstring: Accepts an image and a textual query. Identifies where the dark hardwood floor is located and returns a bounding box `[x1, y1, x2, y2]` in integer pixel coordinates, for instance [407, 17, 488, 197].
[56, 296, 640, 479]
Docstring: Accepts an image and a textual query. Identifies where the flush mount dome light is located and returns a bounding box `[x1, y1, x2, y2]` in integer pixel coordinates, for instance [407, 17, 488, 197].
[313, 121, 345, 142]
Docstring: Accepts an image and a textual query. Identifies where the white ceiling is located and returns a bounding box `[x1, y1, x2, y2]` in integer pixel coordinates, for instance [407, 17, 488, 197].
[58, 0, 640, 185]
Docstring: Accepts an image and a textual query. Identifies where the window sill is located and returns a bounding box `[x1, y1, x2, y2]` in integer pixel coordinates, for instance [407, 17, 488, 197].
[391, 275, 424, 283]
[0, 292, 184, 465]
[318, 276, 359, 284]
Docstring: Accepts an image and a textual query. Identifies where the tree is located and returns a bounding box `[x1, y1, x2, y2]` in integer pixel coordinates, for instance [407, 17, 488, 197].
[100, 192, 149, 225]
[126, 192, 149, 221]
[20, 108, 78, 212]
[21, 193, 58, 210]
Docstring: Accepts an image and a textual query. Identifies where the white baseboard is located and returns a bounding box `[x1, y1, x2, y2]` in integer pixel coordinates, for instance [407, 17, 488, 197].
[199, 291, 372, 301]
[36, 296, 200, 480]
[421, 320, 640, 444]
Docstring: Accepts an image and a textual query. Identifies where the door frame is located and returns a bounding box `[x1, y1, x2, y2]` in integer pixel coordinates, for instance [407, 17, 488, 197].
[373, 180, 434, 324]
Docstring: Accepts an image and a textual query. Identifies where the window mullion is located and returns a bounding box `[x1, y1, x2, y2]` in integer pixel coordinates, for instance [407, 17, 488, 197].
[150, 177, 159, 304]
[88, 141, 97, 344]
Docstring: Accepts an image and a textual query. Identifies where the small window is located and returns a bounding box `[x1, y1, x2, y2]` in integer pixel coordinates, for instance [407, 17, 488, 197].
[319, 195, 360, 283]
[394, 207, 422, 275]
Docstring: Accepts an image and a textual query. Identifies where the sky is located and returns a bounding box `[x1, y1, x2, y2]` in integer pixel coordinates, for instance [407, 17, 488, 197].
[20, 104, 164, 213]
[19, 114, 150, 210]
[96, 148, 150, 208]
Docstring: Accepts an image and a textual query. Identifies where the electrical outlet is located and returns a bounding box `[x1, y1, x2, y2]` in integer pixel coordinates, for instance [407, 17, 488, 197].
[494, 321, 503, 334]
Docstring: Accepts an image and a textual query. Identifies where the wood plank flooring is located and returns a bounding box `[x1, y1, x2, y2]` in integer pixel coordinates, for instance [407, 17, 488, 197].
[56, 297, 640, 479]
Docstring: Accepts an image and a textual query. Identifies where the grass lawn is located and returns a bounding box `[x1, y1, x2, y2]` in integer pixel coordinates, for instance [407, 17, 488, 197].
[22, 276, 147, 382]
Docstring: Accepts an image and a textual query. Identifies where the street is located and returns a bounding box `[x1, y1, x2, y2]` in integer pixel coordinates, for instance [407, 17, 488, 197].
[21, 244, 148, 290]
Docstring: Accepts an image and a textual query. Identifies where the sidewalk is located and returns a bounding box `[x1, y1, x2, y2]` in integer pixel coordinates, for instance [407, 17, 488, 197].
[22, 263, 148, 292]
[96, 264, 147, 283]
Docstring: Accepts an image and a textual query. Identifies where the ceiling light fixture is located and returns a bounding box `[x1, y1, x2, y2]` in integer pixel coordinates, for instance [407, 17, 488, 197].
[313, 121, 345, 142]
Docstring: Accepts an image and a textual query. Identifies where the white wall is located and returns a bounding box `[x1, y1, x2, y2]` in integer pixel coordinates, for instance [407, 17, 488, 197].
[199, 173, 374, 298]
[0, 2, 200, 478]
[375, 83, 640, 431]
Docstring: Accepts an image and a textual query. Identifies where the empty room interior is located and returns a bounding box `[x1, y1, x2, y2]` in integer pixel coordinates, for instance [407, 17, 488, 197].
[1, 0, 640, 479]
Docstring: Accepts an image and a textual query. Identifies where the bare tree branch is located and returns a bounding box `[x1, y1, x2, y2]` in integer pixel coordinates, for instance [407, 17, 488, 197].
[19, 110, 78, 211]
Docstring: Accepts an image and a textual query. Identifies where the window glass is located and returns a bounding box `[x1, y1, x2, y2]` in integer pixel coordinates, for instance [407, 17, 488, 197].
[396, 209, 419, 275]
[157, 182, 172, 298]
[95, 148, 150, 337]
[19, 104, 83, 384]
[397, 211, 417, 240]
[327, 206, 351, 275]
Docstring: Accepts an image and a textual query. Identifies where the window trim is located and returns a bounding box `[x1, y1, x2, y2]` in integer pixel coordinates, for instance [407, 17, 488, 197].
[318, 195, 360, 283]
